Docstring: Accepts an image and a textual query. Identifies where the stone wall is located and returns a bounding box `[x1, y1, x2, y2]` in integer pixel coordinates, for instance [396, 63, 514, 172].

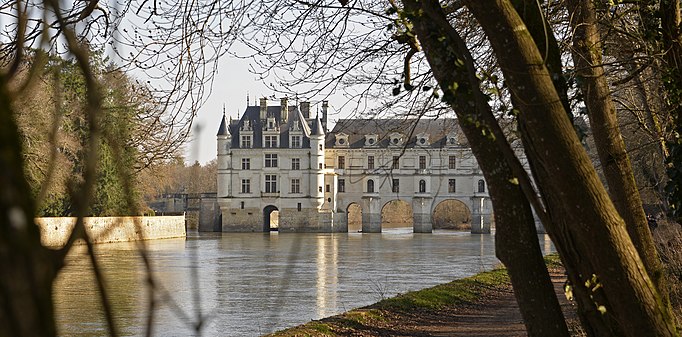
[221, 207, 263, 232]
[37, 216, 186, 248]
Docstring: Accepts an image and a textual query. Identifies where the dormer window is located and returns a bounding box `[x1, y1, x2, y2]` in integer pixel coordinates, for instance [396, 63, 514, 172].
[446, 133, 458, 147]
[335, 133, 350, 147]
[264, 135, 278, 148]
[291, 135, 301, 148]
[364, 134, 378, 147]
[241, 135, 252, 148]
[389, 132, 404, 147]
[416, 133, 430, 146]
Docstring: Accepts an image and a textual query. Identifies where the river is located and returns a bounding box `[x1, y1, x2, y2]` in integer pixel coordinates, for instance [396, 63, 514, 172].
[53, 228, 555, 336]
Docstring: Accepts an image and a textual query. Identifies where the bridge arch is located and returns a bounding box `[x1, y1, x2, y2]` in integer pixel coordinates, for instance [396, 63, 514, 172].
[432, 199, 471, 230]
[381, 199, 413, 230]
[263, 205, 279, 232]
[346, 202, 363, 232]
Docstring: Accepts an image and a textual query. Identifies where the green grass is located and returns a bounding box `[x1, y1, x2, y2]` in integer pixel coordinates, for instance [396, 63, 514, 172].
[373, 268, 509, 311]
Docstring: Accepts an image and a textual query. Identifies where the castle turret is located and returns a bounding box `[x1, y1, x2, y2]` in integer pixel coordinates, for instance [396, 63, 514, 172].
[310, 114, 325, 208]
[217, 111, 232, 197]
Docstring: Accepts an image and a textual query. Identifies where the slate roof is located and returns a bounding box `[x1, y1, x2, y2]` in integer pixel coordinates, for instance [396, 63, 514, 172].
[326, 118, 465, 149]
[311, 114, 325, 136]
[216, 113, 229, 136]
[225, 104, 314, 149]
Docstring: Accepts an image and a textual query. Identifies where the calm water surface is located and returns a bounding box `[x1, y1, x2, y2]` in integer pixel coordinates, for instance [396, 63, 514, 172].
[53, 228, 555, 336]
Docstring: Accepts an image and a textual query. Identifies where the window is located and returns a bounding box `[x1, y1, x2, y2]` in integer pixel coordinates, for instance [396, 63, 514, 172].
[291, 178, 300, 194]
[240, 201, 245, 209]
[449, 179, 456, 193]
[367, 179, 375, 193]
[338, 179, 345, 193]
[291, 158, 300, 170]
[241, 158, 250, 170]
[326, 184, 331, 192]
[338, 156, 345, 169]
[449, 156, 457, 169]
[367, 155, 375, 169]
[297, 203, 302, 211]
[478, 179, 486, 193]
[265, 154, 278, 168]
[265, 175, 278, 193]
[291, 136, 301, 148]
[392, 156, 400, 169]
[419, 179, 426, 193]
[241, 179, 251, 194]
[392, 179, 400, 193]
[264, 135, 278, 148]
[419, 156, 426, 169]
[319, 186, 323, 192]
[241, 135, 252, 148]
[319, 163, 323, 169]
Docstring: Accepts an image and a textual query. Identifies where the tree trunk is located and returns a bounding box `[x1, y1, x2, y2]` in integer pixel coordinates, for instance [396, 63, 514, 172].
[660, 0, 682, 222]
[565, 0, 668, 301]
[401, 1, 570, 335]
[0, 74, 60, 337]
[465, 1, 679, 336]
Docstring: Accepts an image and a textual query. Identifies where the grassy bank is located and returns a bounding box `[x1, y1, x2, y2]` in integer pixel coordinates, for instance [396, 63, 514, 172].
[268, 255, 564, 337]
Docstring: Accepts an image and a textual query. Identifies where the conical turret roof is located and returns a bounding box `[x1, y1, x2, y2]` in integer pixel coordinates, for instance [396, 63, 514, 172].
[217, 112, 230, 136]
[311, 114, 325, 136]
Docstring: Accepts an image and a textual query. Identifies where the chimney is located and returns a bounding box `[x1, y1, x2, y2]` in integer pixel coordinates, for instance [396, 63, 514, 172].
[280, 97, 288, 124]
[300, 101, 310, 119]
[260, 98, 267, 120]
[321, 100, 329, 131]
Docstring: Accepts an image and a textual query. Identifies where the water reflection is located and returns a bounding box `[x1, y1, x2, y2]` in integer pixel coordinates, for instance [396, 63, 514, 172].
[53, 230, 555, 336]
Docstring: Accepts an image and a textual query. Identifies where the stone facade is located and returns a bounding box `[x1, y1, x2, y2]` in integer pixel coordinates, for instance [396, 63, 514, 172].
[211, 98, 526, 234]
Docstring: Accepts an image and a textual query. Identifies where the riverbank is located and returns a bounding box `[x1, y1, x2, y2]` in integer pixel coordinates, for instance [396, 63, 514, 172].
[268, 255, 581, 336]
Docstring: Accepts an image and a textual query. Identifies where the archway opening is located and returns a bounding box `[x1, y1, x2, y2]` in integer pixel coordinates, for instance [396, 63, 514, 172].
[432, 199, 471, 230]
[347, 203, 362, 232]
[381, 200, 413, 229]
[263, 205, 279, 232]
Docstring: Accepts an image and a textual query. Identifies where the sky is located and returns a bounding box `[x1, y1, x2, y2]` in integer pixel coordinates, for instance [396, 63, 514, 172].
[184, 56, 349, 165]
[183, 56, 269, 165]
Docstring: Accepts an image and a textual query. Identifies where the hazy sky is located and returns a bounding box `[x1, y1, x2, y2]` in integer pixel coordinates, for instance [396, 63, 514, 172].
[183, 56, 269, 165]
[185, 56, 349, 165]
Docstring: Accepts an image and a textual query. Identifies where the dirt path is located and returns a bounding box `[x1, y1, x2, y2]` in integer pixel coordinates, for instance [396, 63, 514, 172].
[271, 269, 580, 337]
[355, 271, 577, 337]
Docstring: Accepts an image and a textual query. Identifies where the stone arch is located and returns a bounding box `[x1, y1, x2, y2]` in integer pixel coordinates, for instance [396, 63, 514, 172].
[346, 202, 362, 232]
[432, 199, 472, 230]
[381, 199, 413, 229]
[263, 205, 279, 232]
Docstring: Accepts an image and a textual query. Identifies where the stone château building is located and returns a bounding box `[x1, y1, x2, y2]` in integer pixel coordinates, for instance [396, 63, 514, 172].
[215, 98, 494, 233]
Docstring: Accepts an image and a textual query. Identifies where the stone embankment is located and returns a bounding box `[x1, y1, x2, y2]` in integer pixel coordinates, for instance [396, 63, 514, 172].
[36, 216, 186, 247]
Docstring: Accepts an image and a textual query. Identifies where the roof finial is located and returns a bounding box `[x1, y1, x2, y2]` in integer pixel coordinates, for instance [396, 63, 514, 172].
[246, 92, 250, 107]
[223, 103, 226, 116]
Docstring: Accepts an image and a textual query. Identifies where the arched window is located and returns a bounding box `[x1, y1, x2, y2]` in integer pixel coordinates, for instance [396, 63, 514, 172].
[419, 179, 426, 193]
[478, 179, 486, 193]
[367, 179, 375, 193]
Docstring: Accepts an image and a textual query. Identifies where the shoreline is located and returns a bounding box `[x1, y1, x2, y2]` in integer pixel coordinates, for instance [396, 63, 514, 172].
[266, 254, 580, 336]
